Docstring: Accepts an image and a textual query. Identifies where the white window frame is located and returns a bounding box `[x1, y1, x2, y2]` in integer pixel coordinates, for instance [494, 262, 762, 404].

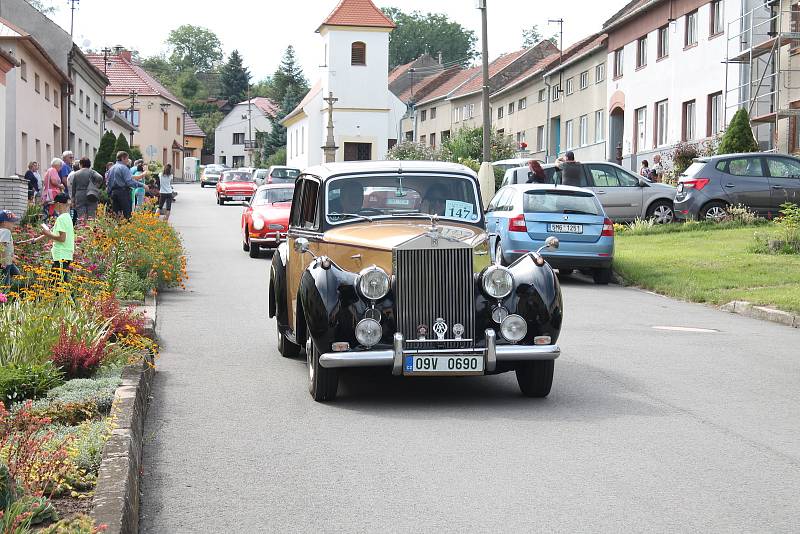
[613, 49, 624, 78]
[683, 100, 696, 141]
[566, 78, 574, 96]
[656, 100, 669, 147]
[518, 97, 527, 110]
[658, 26, 669, 59]
[536, 125, 545, 151]
[595, 110, 605, 142]
[709, 92, 723, 136]
[596, 63, 605, 83]
[565, 119, 574, 150]
[686, 11, 698, 47]
[637, 36, 647, 68]
[579, 115, 589, 146]
[635, 107, 647, 153]
[579, 71, 589, 90]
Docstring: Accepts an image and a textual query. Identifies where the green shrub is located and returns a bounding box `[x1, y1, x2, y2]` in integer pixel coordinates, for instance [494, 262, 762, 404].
[117, 271, 150, 301]
[725, 204, 763, 225]
[0, 364, 64, 406]
[717, 108, 759, 154]
[265, 147, 287, 167]
[50, 419, 111, 474]
[40, 513, 99, 534]
[93, 131, 116, 174]
[440, 126, 515, 163]
[112, 133, 130, 158]
[39, 377, 121, 416]
[387, 141, 442, 161]
[19, 204, 43, 226]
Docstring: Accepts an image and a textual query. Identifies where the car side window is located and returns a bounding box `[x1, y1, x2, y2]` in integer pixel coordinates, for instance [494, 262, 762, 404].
[497, 189, 514, 212]
[487, 188, 504, 213]
[299, 180, 320, 230]
[725, 157, 765, 177]
[613, 167, 642, 187]
[289, 179, 305, 228]
[766, 157, 800, 178]
[586, 164, 619, 187]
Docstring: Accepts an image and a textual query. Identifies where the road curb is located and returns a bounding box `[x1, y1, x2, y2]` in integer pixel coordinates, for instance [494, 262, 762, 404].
[721, 300, 800, 328]
[90, 298, 157, 534]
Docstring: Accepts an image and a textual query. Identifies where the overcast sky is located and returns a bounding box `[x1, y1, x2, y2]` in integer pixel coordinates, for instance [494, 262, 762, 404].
[51, 0, 623, 81]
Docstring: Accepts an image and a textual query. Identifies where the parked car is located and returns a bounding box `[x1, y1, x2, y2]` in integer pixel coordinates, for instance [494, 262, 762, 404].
[216, 170, 257, 205]
[270, 161, 563, 401]
[200, 164, 227, 187]
[266, 166, 301, 184]
[501, 161, 677, 223]
[252, 169, 269, 185]
[241, 184, 294, 258]
[674, 153, 800, 221]
[486, 184, 615, 284]
[493, 158, 537, 174]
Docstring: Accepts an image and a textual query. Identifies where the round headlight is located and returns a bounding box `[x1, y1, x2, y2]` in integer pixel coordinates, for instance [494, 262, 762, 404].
[355, 318, 382, 347]
[252, 216, 264, 230]
[482, 265, 514, 299]
[500, 314, 527, 343]
[358, 266, 389, 300]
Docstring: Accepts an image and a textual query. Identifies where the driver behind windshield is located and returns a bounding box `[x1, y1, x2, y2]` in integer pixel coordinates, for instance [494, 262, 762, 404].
[422, 184, 448, 216]
[333, 181, 364, 214]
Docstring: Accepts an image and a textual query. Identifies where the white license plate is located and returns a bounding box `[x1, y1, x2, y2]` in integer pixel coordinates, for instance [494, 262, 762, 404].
[404, 355, 484, 375]
[548, 223, 583, 234]
[232, 196, 246, 201]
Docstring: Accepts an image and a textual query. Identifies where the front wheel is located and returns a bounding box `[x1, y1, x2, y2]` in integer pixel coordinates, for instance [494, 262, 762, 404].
[495, 242, 508, 267]
[249, 242, 260, 258]
[307, 337, 338, 401]
[647, 200, 674, 224]
[592, 267, 613, 285]
[516, 360, 554, 398]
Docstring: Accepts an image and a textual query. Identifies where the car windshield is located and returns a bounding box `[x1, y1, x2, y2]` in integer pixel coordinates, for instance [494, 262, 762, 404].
[523, 189, 602, 216]
[271, 168, 300, 179]
[326, 175, 481, 224]
[253, 187, 294, 206]
[222, 171, 253, 182]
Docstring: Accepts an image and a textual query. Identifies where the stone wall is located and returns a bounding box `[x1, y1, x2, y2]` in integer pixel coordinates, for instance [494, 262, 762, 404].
[0, 176, 27, 214]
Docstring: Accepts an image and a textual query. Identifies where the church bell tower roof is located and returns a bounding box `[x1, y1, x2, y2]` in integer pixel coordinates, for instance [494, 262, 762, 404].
[318, 0, 396, 32]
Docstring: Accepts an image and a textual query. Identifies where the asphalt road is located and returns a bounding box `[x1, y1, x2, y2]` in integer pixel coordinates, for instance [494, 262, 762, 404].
[140, 184, 800, 533]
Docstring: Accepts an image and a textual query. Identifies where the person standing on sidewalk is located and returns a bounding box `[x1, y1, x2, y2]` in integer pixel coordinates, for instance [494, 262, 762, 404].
[60, 151, 75, 197]
[42, 158, 65, 219]
[107, 152, 144, 220]
[0, 210, 21, 287]
[71, 157, 104, 220]
[157, 163, 175, 220]
[41, 193, 74, 282]
[652, 154, 665, 183]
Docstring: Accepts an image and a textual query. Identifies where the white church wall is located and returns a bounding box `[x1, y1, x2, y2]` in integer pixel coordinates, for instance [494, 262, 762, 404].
[328, 110, 393, 160]
[321, 28, 391, 111]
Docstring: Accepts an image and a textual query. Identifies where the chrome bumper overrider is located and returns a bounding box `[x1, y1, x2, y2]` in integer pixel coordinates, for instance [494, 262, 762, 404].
[318, 330, 560, 374]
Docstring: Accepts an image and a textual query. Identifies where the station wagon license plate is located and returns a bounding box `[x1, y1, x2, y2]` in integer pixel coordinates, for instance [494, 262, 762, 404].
[548, 223, 583, 234]
[232, 196, 246, 201]
[404, 355, 484, 375]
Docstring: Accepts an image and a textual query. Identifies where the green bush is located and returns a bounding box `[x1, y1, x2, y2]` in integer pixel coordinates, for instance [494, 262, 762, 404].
[117, 270, 150, 301]
[20, 203, 43, 226]
[265, 147, 287, 167]
[40, 513, 99, 534]
[717, 108, 759, 154]
[440, 126, 516, 163]
[39, 376, 121, 415]
[112, 133, 130, 157]
[93, 131, 116, 174]
[387, 141, 442, 161]
[0, 364, 64, 406]
[50, 420, 111, 474]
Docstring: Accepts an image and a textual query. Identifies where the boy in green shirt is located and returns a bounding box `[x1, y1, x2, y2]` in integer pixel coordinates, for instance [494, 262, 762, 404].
[41, 193, 74, 281]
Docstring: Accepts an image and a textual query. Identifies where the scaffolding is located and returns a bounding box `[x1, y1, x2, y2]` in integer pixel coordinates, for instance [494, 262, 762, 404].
[724, 0, 800, 152]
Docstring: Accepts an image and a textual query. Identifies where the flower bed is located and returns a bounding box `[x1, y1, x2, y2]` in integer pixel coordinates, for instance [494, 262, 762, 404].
[0, 206, 185, 532]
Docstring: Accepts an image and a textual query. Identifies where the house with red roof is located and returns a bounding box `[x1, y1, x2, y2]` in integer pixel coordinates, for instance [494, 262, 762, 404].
[214, 97, 277, 168]
[281, 0, 408, 167]
[86, 49, 189, 176]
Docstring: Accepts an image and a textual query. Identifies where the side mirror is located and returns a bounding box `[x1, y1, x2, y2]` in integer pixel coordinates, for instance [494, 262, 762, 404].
[294, 237, 310, 253]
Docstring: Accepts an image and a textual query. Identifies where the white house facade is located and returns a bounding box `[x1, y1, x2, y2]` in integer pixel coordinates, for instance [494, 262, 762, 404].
[215, 97, 275, 168]
[282, 0, 407, 169]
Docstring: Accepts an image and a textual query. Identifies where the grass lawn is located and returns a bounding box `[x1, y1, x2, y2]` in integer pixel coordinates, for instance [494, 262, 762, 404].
[615, 226, 800, 314]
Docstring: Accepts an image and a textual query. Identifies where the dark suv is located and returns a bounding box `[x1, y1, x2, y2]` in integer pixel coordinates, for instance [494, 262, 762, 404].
[675, 153, 800, 220]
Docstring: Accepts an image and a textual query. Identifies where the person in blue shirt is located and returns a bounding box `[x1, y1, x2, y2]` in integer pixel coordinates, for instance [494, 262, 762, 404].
[60, 151, 74, 196]
[106, 151, 145, 219]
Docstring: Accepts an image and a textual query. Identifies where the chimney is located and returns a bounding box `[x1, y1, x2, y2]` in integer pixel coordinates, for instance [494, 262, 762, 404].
[113, 46, 131, 62]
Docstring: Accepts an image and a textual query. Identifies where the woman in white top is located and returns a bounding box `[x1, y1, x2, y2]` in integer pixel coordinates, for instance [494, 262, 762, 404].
[157, 163, 175, 220]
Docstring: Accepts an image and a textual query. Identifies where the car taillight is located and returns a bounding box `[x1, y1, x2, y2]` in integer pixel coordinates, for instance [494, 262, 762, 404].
[267, 176, 272, 184]
[509, 214, 527, 232]
[681, 178, 710, 190]
[601, 218, 614, 237]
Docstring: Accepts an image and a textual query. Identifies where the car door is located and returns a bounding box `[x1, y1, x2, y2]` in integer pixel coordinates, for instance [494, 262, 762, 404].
[485, 188, 512, 237]
[765, 156, 800, 210]
[286, 177, 322, 331]
[716, 156, 773, 215]
[584, 163, 643, 221]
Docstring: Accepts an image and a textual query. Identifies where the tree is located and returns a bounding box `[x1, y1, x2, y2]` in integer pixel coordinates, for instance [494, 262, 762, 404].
[270, 46, 308, 105]
[263, 86, 303, 159]
[112, 133, 130, 158]
[93, 131, 117, 174]
[441, 126, 515, 163]
[195, 111, 224, 156]
[25, 0, 55, 14]
[178, 70, 200, 100]
[717, 108, 759, 155]
[381, 7, 477, 68]
[167, 25, 223, 73]
[522, 25, 558, 48]
[220, 50, 251, 104]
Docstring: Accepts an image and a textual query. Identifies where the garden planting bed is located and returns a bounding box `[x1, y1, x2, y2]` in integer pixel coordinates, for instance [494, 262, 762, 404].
[0, 202, 184, 532]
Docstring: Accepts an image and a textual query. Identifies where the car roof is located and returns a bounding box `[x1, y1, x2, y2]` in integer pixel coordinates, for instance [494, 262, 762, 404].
[697, 152, 799, 162]
[255, 183, 295, 191]
[503, 183, 597, 195]
[302, 160, 477, 181]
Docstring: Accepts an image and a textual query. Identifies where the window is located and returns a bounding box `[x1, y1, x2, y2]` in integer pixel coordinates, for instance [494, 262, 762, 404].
[453, 107, 461, 122]
[518, 97, 527, 110]
[176, 117, 181, 135]
[405, 131, 413, 141]
[655, 100, 668, 146]
[613, 48, 624, 78]
[54, 90, 58, 108]
[163, 112, 168, 130]
[586, 164, 640, 187]
[579, 115, 589, 146]
[441, 130, 450, 141]
[635, 107, 647, 153]
[421, 110, 427, 122]
[595, 110, 605, 142]
[86, 96, 90, 118]
[636, 36, 647, 68]
[35, 73, 41, 93]
[430, 107, 437, 119]
[78, 89, 82, 109]
[430, 133, 436, 147]
[685, 11, 698, 47]
[19, 59, 27, 81]
[508, 102, 515, 115]
[710, 0, 724, 36]
[552, 84, 560, 101]
[538, 88, 546, 102]
[708, 92, 723, 136]
[420, 134, 426, 144]
[351, 42, 366, 65]
[122, 109, 140, 127]
[301, 126, 305, 154]
[767, 157, 800, 177]
[658, 26, 669, 59]
[536, 125, 545, 151]
[463, 105, 469, 119]
[497, 106, 504, 119]
[682, 100, 696, 141]
[232, 155, 245, 167]
[94, 103, 99, 123]
[580, 71, 589, 90]
[469, 103, 475, 118]
[566, 78, 574, 95]
[724, 157, 764, 177]
[516, 131, 526, 145]
[565, 120, 574, 149]
[233, 132, 245, 144]
[595, 63, 605, 83]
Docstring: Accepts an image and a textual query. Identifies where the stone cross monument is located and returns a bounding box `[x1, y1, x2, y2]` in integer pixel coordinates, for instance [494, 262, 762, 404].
[322, 91, 339, 163]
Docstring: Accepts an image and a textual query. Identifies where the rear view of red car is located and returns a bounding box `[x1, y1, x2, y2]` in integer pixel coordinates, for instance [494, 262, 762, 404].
[217, 170, 257, 205]
[241, 184, 294, 258]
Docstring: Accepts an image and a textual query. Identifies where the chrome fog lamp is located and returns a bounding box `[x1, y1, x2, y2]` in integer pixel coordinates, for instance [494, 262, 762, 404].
[357, 266, 390, 300]
[355, 318, 382, 347]
[482, 265, 514, 299]
[252, 216, 265, 231]
[500, 314, 527, 343]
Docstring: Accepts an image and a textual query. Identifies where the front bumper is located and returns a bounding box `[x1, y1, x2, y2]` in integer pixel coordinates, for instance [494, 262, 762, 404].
[318, 330, 560, 374]
[250, 232, 287, 246]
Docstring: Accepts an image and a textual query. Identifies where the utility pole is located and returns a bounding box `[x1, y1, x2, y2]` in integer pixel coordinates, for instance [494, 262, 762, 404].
[101, 47, 111, 132]
[247, 86, 253, 167]
[322, 91, 339, 163]
[478, 0, 491, 163]
[128, 90, 138, 147]
[68, 0, 79, 38]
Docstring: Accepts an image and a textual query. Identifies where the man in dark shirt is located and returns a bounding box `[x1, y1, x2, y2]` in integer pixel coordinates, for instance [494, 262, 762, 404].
[557, 151, 584, 187]
[106, 151, 145, 219]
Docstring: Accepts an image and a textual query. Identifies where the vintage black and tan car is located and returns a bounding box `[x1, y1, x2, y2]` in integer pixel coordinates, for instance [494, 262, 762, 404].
[269, 161, 563, 401]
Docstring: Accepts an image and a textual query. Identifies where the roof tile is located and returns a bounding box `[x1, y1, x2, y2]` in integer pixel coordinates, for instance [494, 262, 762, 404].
[319, 0, 396, 30]
[86, 52, 184, 106]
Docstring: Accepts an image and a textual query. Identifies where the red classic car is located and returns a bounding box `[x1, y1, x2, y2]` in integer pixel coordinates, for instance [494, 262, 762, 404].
[241, 184, 294, 257]
[216, 170, 257, 205]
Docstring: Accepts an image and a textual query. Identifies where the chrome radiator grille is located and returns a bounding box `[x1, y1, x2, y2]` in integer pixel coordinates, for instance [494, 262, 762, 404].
[394, 248, 475, 349]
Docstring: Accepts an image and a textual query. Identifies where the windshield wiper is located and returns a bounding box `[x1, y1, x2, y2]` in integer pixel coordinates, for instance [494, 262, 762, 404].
[329, 212, 373, 222]
[562, 209, 595, 215]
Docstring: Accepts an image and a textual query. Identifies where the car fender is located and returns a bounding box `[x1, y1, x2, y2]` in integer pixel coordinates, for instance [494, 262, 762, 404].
[269, 243, 290, 326]
[297, 259, 360, 352]
[505, 254, 563, 343]
[643, 195, 675, 213]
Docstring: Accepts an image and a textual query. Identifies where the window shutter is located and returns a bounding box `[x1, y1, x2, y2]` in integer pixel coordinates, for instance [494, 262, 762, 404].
[351, 42, 366, 65]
